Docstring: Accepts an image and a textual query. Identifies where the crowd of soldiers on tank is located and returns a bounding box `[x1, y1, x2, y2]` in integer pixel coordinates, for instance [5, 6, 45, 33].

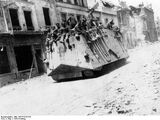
[44, 11, 122, 54]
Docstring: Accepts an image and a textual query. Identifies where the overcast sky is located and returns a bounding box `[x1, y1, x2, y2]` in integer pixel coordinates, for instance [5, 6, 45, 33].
[91, 0, 160, 19]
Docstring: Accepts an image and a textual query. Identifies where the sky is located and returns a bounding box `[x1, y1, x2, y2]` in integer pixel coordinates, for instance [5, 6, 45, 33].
[91, 0, 160, 19]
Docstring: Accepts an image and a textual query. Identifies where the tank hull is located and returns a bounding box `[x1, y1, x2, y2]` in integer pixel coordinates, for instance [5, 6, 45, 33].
[46, 28, 129, 81]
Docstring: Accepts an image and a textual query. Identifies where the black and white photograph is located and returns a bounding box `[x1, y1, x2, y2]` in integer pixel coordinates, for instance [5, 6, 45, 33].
[0, 0, 160, 119]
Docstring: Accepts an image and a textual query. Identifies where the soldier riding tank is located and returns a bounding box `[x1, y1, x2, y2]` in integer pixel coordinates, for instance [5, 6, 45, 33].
[44, 11, 129, 81]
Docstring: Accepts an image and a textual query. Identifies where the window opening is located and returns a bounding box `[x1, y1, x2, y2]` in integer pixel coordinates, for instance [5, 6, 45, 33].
[74, 0, 78, 5]
[61, 12, 67, 22]
[43, 7, 51, 26]
[9, 8, 21, 30]
[24, 11, 34, 30]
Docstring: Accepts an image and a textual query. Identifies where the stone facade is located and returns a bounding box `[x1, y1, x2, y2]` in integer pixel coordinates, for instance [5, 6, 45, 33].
[31, 0, 58, 27]
[143, 7, 158, 42]
[117, 8, 137, 49]
[117, 2, 158, 49]
[0, 0, 50, 87]
[155, 17, 160, 40]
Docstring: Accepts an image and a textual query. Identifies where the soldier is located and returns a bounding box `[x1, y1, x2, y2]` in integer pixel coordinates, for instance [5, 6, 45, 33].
[67, 15, 77, 29]
[107, 19, 114, 30]
[113, 27, 123, 37]
[81, 16, 87, 30]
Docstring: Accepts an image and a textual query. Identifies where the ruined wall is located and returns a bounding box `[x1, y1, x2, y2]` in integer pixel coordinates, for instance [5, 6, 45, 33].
[134, 15, 145, 45]
[155, 18, 160, 40]
[117, 10, 137, 49]
[133, 7, 158, 44]
[144, 8, 158, 42]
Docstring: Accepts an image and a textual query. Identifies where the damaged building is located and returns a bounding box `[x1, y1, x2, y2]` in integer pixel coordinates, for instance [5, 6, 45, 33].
[117, 2, 137, 49]
[155, 17, 160, 40]
[130, 4, 158, 43]
[117, 2, 158, 49]
[0, 0, 58, 87]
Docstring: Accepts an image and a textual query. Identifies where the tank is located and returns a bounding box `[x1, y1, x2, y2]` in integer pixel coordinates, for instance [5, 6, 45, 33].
[44, 16, 129, 81]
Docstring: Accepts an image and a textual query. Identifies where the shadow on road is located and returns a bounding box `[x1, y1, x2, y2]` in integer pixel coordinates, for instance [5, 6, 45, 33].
[98, 58, 130, 77]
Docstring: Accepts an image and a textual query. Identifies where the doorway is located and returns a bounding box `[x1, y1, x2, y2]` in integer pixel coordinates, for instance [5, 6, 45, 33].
[14, 45, 34, 71]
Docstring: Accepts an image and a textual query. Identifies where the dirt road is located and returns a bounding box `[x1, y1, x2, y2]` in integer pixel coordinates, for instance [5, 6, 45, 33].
[0, 42, 160, 115]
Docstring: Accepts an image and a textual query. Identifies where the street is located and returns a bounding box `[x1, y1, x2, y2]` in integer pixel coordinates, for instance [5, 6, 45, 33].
[0, 42, 160, 115]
